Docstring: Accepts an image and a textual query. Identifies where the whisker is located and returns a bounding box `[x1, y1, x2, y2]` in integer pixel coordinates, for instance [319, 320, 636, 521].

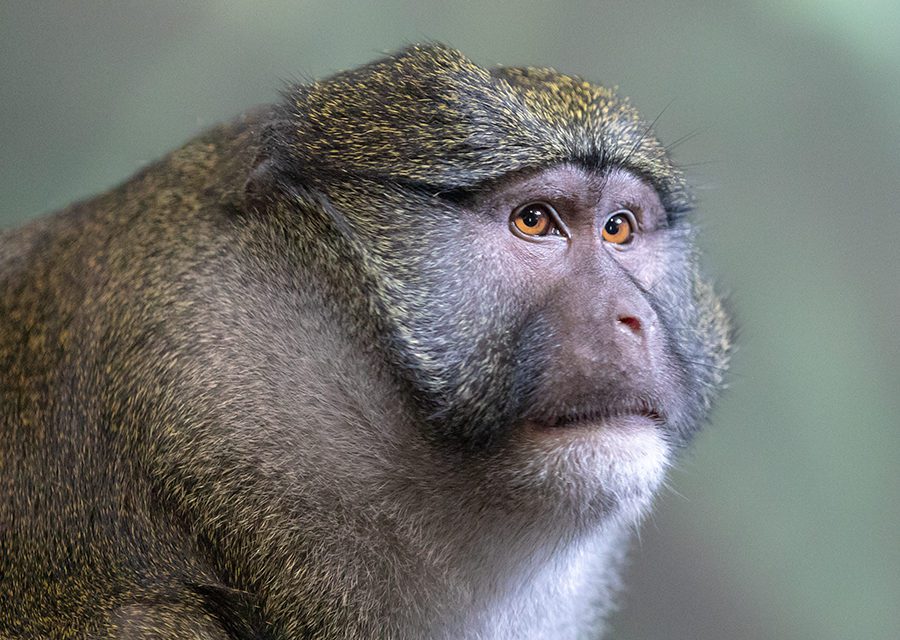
[664, 126, 708, 152]
[620, 98, 675, 166]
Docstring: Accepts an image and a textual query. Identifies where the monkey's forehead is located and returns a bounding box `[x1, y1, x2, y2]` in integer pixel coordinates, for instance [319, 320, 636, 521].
[281, 44, 690, 211]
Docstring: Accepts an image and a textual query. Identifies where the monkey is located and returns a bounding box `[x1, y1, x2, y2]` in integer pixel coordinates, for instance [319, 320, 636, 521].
[0, 44, 731, 639]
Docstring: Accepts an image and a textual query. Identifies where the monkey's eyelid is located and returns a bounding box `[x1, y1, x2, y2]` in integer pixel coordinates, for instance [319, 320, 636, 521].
[610, 203, 644, 227]
[605, 208, 638, 227]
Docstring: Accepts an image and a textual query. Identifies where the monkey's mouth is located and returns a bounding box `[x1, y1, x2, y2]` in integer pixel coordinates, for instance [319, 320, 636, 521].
[530, 402, 666, 431]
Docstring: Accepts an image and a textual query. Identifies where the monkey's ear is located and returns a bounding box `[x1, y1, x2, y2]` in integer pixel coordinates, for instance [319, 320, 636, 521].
[243, 117, 317, 213]
[243, 118, 352, 241]
[244, 155, 286, 212]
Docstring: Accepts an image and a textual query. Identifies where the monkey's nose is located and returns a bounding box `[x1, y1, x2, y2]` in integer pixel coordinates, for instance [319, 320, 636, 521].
[617, 314, 643, 337]
[611, 300, 659, 367]
[604, 305, 658, 384]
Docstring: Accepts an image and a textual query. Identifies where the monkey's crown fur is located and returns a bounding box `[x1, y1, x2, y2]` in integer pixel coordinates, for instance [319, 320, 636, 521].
[272, 43, 691, 213]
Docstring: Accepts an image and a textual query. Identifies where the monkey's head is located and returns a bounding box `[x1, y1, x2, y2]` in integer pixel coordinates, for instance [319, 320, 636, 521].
[248, 44, 731, 529]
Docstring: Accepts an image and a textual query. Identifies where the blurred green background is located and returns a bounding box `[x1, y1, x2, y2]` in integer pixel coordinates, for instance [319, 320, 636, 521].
[1, 2, 897, 638]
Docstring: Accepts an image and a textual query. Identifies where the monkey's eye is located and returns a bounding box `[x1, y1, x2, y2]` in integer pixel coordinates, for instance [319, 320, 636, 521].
[601, 210, 636, 245]
[511, 202, 560, 238]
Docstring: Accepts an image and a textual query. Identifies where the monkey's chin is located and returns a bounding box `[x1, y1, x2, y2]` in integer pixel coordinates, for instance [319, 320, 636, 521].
[509, 415, 671, 525]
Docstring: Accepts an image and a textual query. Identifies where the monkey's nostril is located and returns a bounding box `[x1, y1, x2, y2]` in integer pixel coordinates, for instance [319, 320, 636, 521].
[617, 315, 643, 335]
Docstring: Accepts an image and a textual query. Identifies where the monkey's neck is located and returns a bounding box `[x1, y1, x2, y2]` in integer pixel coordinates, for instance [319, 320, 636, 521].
[246, 458, 635, 640]
[406, 508, 631, 639]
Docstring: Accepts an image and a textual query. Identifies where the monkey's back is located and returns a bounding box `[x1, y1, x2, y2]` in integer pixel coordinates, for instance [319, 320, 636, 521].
[0, 113, 268, 637]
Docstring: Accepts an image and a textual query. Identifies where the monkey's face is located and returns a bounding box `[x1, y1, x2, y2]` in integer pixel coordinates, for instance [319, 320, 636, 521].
[313, 161, 728, 525]
[270, 45, 731, 524]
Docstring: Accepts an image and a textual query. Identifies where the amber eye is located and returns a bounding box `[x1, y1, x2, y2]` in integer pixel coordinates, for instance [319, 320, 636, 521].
[601, 210, 636, 245]
[511, 202, 557, 238]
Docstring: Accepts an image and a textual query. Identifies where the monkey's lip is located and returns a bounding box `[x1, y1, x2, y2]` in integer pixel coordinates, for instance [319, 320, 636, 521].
[524, 406, 666, 432]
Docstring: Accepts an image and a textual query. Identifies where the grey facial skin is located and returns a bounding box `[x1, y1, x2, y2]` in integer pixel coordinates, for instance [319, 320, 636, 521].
[0, 44, 731, 639]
